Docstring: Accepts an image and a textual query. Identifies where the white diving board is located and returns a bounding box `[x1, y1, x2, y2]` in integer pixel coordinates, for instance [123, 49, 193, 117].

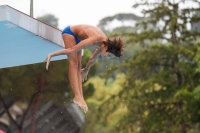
[0, 5, 67, 68]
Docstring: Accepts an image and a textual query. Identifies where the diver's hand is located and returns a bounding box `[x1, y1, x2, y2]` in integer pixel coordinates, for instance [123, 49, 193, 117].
[44, 54, 52, 70]
[81, 68, 89, 82]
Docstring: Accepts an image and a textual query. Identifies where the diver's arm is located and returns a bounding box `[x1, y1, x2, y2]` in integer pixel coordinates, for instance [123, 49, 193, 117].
[81, 48, 101, 81]
[84, 48, 101, 71]
[44, 37, 100, 70]
[50, 37, 98, 56]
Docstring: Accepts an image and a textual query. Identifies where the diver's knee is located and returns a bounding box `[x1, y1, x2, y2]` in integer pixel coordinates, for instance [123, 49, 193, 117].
[69, 60, 78, 68]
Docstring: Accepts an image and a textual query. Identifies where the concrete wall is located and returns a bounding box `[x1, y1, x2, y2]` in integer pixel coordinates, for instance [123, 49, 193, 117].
[0, 5, 64, 47]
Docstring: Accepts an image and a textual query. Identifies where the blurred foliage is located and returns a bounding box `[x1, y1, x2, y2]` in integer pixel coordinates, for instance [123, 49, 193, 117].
[107, 44, 200, 133]
[97, 13, 143, 31]
[129, 0, 200, 45]
[0, 44, 95, 131]
[0, 49, 96, 103]
[37, 14, 59, 29]
[83, 44, 200, 133]
[83, 74, 128, 133]
[82, 0, 200, 133]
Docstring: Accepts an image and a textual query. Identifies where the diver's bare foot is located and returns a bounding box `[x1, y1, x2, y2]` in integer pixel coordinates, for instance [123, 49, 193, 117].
[73, 98, 88, 113]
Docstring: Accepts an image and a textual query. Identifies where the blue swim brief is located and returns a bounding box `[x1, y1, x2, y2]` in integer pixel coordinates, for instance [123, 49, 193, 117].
[62, 26, 81, 44]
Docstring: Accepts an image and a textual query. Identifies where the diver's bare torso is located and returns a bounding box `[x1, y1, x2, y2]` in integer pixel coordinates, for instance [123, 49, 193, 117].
[70, 25, 107, 44]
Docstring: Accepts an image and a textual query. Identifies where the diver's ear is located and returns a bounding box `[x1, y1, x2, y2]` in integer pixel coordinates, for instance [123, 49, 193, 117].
[102, 41, 106, 47]
[101, 42, 106, 47]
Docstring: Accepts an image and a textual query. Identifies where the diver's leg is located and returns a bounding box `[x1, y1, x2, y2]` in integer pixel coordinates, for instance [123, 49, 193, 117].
[76, 50, 88, 112]
[62, 34, 87, 109]
[77, 50, 84, 98]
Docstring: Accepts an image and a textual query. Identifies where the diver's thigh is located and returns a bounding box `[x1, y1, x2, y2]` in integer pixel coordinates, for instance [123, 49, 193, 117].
[62, 34, 76, 49]
[62, 34, 78, 61]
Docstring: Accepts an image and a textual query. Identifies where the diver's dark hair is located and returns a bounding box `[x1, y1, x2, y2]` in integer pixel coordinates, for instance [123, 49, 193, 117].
[103, 37, 124, 57]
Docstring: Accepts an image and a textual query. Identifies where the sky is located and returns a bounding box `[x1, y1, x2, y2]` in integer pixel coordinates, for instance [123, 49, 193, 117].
[0, 0, 138, 29]
[0, 0, 198, 30]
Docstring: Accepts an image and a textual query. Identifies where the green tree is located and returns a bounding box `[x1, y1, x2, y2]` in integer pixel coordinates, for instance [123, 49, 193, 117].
[0, 60, 71, 133]
[119, 44, 200, 133]
[0, 49, 96, 132]
[97, 0, 200, 133]
[130, 0, 200, 45]
[37, 14, 59, 28]
[97, 13, 143, 31]
[83, 74, 128, 133]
